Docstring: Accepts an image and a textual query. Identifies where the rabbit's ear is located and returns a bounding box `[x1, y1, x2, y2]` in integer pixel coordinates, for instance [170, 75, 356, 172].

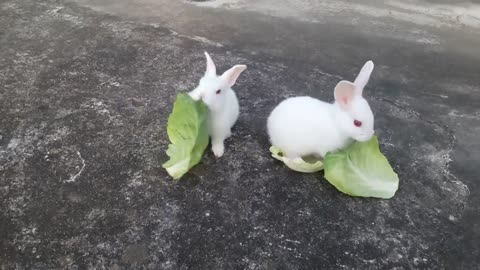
[353, 61, 374, 95]
[204, 52, 216, 76]
[221, 65, 247, 87]
[334, 80, 356, 109]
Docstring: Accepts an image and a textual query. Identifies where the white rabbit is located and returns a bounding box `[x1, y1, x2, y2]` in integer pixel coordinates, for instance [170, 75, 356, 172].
[189, 52, 247, 157]
[267, 61, 375, 160]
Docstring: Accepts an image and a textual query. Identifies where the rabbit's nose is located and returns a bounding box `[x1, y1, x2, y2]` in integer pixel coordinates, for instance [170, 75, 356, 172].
[188, 92, 200, 101]
[188, 90, 204, 101]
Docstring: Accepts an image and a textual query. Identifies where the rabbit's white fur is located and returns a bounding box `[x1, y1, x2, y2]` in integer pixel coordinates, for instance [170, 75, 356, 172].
[189, 52, 247, 157]
[267, 61, 375, 159]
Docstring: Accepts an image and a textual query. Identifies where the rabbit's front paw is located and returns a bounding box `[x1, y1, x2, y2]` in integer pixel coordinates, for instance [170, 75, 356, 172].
[212, 143, 225, 158]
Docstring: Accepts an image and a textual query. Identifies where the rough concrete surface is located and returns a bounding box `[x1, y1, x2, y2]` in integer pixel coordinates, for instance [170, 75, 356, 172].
[0, 0, 479, 269]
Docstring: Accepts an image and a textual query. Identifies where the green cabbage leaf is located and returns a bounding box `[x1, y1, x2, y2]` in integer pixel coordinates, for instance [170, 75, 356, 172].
[323, 136, 399, 198]
[162, 94, 209, 179]
[270, 136, 399, 199]
[269, 146, 324, 173]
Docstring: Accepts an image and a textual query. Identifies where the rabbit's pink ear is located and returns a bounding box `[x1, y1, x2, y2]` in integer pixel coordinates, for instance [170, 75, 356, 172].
[221, 65, 247, 87]
[353, 61, 374, 95]
[204, 52, 216, 76]
[334, 80, 356, 109]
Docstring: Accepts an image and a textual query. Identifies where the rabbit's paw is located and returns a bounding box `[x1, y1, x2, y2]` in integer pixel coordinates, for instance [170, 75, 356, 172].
[212, 143, 225, 158]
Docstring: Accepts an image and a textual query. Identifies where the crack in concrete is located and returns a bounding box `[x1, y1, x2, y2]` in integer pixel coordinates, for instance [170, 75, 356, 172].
[170, 30, 224, 47]
[65, 151, 86, 183]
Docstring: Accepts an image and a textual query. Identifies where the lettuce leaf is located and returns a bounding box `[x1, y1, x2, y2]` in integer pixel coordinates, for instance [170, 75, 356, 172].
[269, 136, 399, 199]
[323, 136, 399, 199]
[270, 146, 324, 173]
[162, 93, 209, 179]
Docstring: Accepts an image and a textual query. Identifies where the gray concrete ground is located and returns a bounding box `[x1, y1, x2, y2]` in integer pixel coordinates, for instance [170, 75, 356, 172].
[1, 0, 479, 269]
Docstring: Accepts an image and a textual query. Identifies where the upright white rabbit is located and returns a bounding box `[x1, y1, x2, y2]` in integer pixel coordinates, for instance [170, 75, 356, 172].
[189, 52, 247, 157]
[267, 61, 376, 160]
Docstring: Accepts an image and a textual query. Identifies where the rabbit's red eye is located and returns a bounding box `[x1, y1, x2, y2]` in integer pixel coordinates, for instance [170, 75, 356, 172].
[354, 120, 362, 127]
[216, 89, 221, 95]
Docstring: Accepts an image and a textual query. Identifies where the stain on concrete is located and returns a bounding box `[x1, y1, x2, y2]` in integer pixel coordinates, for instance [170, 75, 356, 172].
[122, 244, 149, 264]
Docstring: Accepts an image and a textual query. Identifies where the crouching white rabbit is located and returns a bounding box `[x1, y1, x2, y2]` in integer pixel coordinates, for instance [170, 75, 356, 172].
[267, 61, 376, 161]
[189, 52, 247, 157]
